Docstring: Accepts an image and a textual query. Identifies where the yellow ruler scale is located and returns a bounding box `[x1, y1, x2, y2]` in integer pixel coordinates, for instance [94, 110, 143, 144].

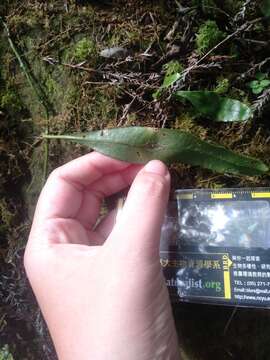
[251, 192, 270, 198]
[211, 193, 233, 199]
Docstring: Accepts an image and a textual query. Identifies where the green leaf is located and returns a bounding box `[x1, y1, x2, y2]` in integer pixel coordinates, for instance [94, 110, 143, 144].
[163, 60, 183, 76]
[153, 73, 180, 99]
[44, 127, 268, 176]
[255, 72, 266, 81]
[248, 80, 259, 89]
[260, 79, 270, 88]
[163, 73, 181, 87]
[175, 91, 252, 122]
[153, 61, 183, 99]
[252, 87, 263, 95]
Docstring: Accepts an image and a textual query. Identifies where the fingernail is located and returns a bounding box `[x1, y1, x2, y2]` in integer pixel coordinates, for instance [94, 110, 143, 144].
[144, 160, 168, 176]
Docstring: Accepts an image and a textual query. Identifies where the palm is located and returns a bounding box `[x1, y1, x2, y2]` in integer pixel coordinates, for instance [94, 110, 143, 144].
[25, 152, 180, 360]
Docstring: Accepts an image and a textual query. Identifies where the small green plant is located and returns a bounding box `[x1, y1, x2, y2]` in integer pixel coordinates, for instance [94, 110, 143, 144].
[153, 60, 183, 99]
[73, 38, 96, 62]
[0, 345, 14, 360]
[196, 20, 225, 55]
[214, 77, 230, 95]
[175, 91, 252, 122]
[248, 73, 270, 95]
[163, 60, 183, 77]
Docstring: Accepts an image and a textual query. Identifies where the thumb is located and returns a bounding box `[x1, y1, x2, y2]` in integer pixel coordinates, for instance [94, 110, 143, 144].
[107, 160, 170, 262]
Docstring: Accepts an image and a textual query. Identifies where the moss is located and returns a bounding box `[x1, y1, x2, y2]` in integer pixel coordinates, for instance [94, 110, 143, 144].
[0, 88, 23, 112]
[101, 87, 119, 124]
[103, 13, 149, 49]
[81, 87, 119, 128]
[125, 29, 142, 46]
[163, 60, 184, 76]
[195, 20, 226, 55]
[63, 4, 96, 28]
[107, 27, 141, 47]
[65, 84, 80, 105]
[8, 11, 40, 32]
[45, 76, 58, 97]
[73, 38, 96, 62]
[106, 32, 122, 47]
[62, 37, 97, 65]
[214, 77, 230, 95]
[174, 112, 208, 140]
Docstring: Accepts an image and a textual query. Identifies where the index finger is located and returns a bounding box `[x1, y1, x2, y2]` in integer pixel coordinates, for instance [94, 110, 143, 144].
[33, 152, 136, 223]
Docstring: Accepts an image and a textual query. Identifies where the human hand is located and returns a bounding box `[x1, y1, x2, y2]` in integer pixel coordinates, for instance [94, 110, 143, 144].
[24, 152, 179, 360]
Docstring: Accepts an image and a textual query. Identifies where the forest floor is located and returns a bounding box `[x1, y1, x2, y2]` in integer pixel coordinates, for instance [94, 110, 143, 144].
[1, 1, 270, 359]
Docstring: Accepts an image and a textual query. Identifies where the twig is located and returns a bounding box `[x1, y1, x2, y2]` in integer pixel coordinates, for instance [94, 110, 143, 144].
[63, 0, 69, 12]
[83, 81, 116, 86]
[223, 307, 238, 335]
[62, 62, 100, 73]
[192, 62, 222, 70]
[239, 38, 268, 46]
[175, 1, 196, 15]
[118, 96, 137, 126]
[252, 88, 270, 115]
[234, 0, 253, 22]
[42, 56, 101, 73]
[165, 20, 179, 41]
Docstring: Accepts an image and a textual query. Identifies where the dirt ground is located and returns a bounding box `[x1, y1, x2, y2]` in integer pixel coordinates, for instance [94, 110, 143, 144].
[1, 0, 270, 359]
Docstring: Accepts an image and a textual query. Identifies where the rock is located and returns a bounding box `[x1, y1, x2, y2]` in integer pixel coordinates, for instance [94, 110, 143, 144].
[100, 47, 128, 59]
